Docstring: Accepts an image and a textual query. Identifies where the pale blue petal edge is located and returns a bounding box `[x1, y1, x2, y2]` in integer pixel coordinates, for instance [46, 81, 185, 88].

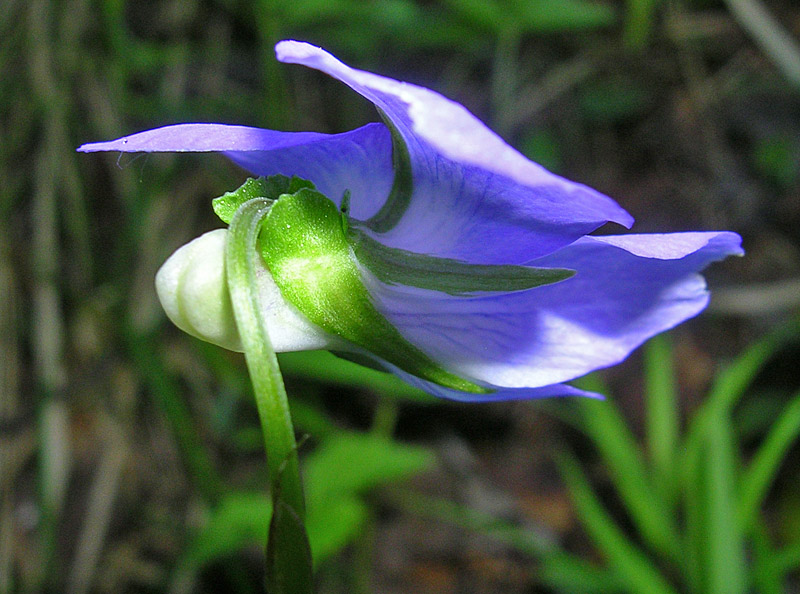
[367, 231, 743, 389]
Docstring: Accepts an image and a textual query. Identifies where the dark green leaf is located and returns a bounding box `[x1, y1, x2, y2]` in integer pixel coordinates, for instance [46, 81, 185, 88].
[304, 432, 435, 503]
[306, 496, 368, 563]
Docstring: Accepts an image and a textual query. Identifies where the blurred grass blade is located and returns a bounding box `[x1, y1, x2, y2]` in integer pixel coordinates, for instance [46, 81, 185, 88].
[557, 452, 679, 594]
[572, 387, 681, 562]
[388, 488, 561, 557]
[750, 518, 784, 594]
[643, 335, 679, 506]
[442, 0, 505, 33]
[443, 0, 616, 34]
[125, 330, 226, 502]
[682, 320, 800, 485]
[624, 0, 659, 48]
[517, 0, 616, 33]
[774, 539, 800, 574]
[681, 320, 798, 590]
[723, 0, 800, 88]
[539, 554, 625, 594]
[704, 414, 747, 594]
[706, 320, 798, 411]
[682, 449, 706, 593]
[737, 388, 800, 530]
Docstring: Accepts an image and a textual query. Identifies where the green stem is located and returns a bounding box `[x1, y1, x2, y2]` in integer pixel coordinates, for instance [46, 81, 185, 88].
[226, 198, 312, 592]
[226, 198, 304, 515]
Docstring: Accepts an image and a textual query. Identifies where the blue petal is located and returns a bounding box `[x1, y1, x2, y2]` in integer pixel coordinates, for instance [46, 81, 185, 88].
[366, 231, 743, 389]
[276, 40, 633, 264]
[78, 122, 395, 221]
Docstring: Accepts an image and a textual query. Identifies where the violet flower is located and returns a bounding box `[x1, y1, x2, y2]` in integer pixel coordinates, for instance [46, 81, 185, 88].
[79, 41, 743, 402]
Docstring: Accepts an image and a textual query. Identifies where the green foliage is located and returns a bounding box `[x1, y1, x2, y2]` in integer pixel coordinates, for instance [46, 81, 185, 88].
[578, 77, 652, 124]
[444, 0, 616, 34]
[278, 350, 437, 404]
[389, 324, 800, 593]
[174, 431, 434, 579]
[178, 493, 272, 572]
[738, 390, 800, 529]
[557, 453, 680, 594]
[303, 432, 435, 502]
[561, 322, 800, 594]
[752, 135, 800, 189]
[571, 376, 682, 564]
[624, 0, 660, 49]
[304, 432, 434, 561]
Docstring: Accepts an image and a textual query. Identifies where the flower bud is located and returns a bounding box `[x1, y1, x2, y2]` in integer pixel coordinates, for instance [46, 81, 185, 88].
[155, 228, 339, 353]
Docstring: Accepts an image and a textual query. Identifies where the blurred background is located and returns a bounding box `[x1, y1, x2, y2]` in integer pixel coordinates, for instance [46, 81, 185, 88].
[3, 0, 800, 592]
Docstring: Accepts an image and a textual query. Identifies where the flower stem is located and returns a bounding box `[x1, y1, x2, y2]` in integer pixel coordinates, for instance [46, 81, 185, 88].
[226, 198, 312, 593]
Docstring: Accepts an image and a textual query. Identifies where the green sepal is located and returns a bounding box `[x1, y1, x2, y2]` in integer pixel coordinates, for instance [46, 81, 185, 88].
[213, 175, 315, 224]
[259, 188, 490, 394]
[364, 111, 413, 233]
[349, 228, 575, 295]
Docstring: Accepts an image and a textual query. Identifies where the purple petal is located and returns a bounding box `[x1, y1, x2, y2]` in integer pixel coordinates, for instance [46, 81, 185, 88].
[276, 40, 633, 263]
[79, 123, 395, 220]
[367, 231, 743, 388]
[383, 362, 604, 402]
[78, 123, 331, 153]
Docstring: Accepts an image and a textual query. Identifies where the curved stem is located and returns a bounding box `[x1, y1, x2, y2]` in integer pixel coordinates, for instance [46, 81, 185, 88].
[226, 198, 304, 516]
[226, 198, 312, 592]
